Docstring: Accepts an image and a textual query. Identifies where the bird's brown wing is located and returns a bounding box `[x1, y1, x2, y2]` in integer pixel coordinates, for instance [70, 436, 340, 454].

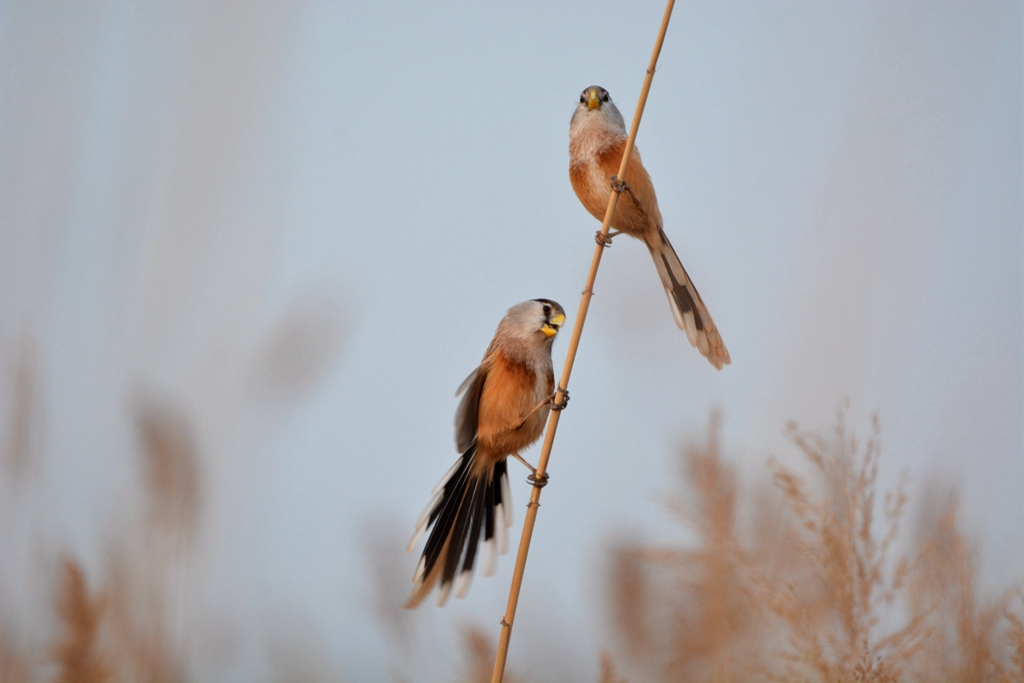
[595, 141, 663, 236]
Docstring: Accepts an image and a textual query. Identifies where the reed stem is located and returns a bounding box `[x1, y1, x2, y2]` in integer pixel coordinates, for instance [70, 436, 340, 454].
[490, 2, 676, 680]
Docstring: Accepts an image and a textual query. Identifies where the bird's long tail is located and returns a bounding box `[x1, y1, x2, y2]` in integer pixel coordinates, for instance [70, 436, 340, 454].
[647, 228, 731, 369]
[405, 445, 512, 608]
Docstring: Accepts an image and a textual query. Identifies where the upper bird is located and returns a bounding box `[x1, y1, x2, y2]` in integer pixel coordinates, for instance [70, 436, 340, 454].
[405, 299, 566, 608]
[569, 85, 730, 369]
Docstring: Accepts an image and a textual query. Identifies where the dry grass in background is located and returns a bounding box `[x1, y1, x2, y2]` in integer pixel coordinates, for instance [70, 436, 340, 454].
[603, 409, 1024, 683]
[52, 560, 107, 683]
[2, 387, 1021, 683]
[47, 402, 199, 683]
[0, 301, 349, 683]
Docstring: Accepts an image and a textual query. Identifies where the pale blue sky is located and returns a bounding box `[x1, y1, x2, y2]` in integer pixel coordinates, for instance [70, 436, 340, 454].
[0, 2, 1020, 681]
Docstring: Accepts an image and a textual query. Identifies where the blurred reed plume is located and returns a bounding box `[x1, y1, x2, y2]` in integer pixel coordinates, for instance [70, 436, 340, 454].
[1007, 590, 1024, 677]
[41, 398, 203, 683]
[759, 413, 923, 683]
[85, 397, 204, 683]
[461, 626, 498, 683]
[604, 409, 1024, 683]
[134, 399, 201, 541]
[606, 411, 774, 682]
[251, 296, 348, 402]
[904, 495, 1023, 683]
[52, 560, 107, 683]
[0, 621, 29, 683]
[458, 626, 522, 683]
[0, 300, 350, 681]
[99, 550, 185, 683]
[597, 651, 628, 683]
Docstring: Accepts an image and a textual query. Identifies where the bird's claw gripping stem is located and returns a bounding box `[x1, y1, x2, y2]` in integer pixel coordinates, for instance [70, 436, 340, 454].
[611, 175, 642, 207]
[527, 472, 549, 488]
[551, 389, 569, 411]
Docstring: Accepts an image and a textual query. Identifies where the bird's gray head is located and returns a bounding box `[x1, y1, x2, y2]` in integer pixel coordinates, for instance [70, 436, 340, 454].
[503, 299, 566, 345]
[570, 85, 626, 133]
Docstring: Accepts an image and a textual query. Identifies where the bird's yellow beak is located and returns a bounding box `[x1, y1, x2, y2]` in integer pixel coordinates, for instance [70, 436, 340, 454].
[587, 90, 601, 110]
[542, 313, 566, 338]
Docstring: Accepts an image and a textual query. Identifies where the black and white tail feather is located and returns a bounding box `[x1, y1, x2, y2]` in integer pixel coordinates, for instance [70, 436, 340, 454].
[647, 227, 731, 370]
[405, 444, 513, 608]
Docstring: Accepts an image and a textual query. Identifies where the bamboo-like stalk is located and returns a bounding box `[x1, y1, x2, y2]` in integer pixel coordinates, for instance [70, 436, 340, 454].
[490, 2, 676, 680]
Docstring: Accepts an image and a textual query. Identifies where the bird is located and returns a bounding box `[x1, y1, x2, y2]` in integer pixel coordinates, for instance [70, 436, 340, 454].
[405, 299, 566, 608]
[569, 85, 730, 370]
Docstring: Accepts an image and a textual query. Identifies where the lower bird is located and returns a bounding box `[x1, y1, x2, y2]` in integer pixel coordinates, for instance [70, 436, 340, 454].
[405, 299, 566, 608]
[569, 85, 730, 369]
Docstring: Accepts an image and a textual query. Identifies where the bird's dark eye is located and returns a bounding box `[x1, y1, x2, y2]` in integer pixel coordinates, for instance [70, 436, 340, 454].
[601, 92, 609, 102]
[543, 304, 551, 316]
[579, 94, 586, 103]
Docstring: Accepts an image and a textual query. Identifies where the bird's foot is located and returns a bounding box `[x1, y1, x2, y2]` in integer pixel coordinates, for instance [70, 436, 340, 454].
[527, 471, 550, 488]
[510, 454, 551, 488]
[595, 230, 621, 247]
[610, 176, 642, 206]
[551, 389, 569, 411]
